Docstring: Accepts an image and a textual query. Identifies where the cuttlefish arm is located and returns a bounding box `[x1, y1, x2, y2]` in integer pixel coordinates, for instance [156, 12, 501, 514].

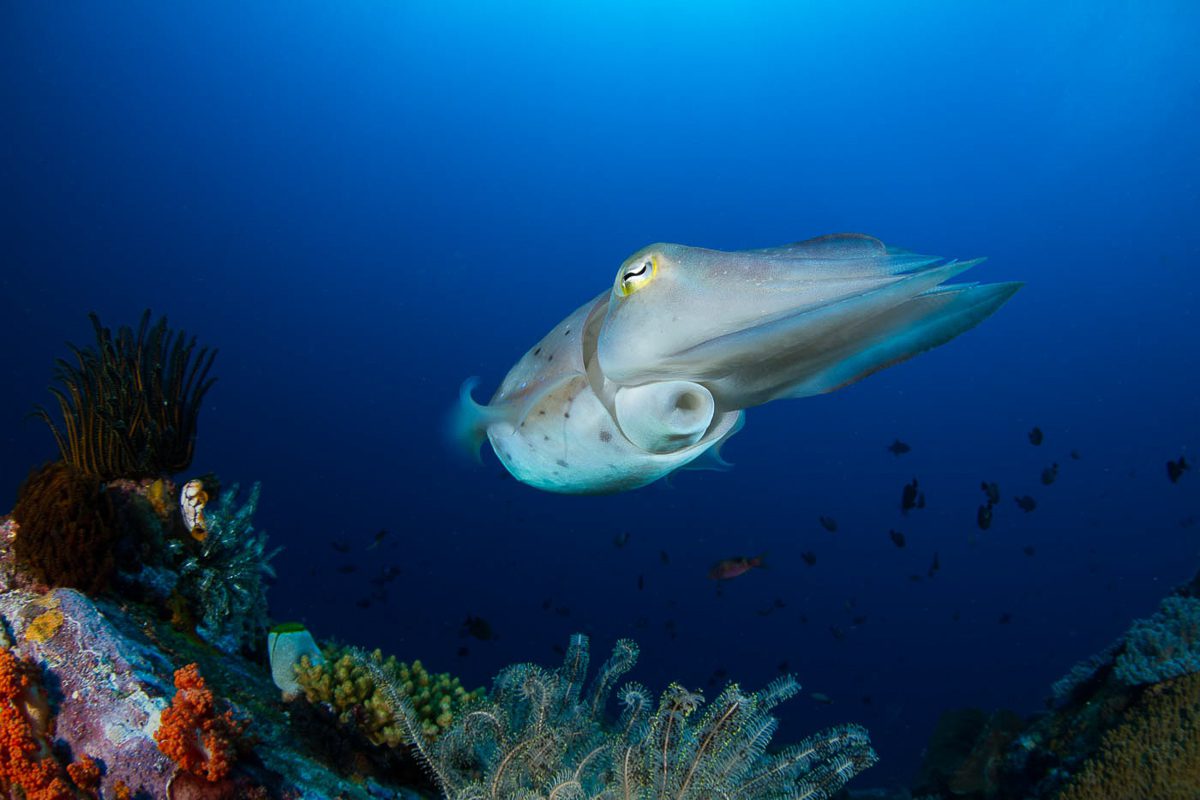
[598, 234, 1021, 409]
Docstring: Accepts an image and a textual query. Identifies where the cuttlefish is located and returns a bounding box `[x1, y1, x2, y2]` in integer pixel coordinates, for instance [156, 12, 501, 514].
[454, 233, 1020, 494]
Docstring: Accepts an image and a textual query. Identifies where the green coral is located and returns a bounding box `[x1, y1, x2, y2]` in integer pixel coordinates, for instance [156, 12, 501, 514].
[387, 633, 877, 800]
[294, 645, 483, 746]
[175, 482, 279, 656]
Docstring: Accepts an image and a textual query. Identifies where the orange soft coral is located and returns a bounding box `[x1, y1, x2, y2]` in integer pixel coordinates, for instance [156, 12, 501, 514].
[154, 663, 247, 782]
[0, 647, 74, 800]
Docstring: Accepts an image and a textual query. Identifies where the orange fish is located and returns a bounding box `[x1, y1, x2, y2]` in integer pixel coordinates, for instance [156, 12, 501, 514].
[708, 553, 767, 581]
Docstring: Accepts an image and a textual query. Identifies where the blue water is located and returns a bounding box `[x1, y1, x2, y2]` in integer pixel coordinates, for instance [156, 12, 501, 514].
[2, 2, 1198, 789]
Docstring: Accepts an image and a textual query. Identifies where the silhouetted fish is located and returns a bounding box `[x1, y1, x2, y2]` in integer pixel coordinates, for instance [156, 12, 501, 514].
[928, 552, 940, 577]
[1028, 426, 1044, 445]
[851, 615, 868, 626]
[901, 479, 925, 514]
[1041, 463, 1059, 485]
[777, 660, 790, 674]
[1180, 516, 1197, 529]
[999, 612, 1012, 624]
[457, 646, 469, 657]
[801, 551, 817, 567]
[637, 574, 644, 591]
[461, 615, 496, 641]
[981, 481, 1000, 505]
[1023, 545, 1036, 556]
[366, 529, 389, 550]
[977, 504, 993, 530]
[613, 531, 631, 548]
[337, 564, 359, 574]
[331, 540, 351, 554]
[1070, 449, 1081, 460]
[1167, 457, 1190, 484]
[887, 439, 911, 456]
[1014, 495, 1037, 512]
[659, 550, 670, 565]
[829, 625, 846, 640]
[818, 515, 838, 533]
[889, 529, 906, 548]
[811, 692, 834, 705]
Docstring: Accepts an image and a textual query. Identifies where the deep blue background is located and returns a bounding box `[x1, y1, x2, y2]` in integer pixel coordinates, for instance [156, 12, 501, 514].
[2, 1, 1198, 789]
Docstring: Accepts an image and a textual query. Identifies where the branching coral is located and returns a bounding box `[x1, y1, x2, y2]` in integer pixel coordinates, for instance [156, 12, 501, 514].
[12, 461, 119, 593]
[33, 309, 217, 481]
[154, 663, 248, 783]
[392, 633, 877, 800]
[294, 645, 483, 746]
[1057, 671, 1200, 800]
[176, 482, 278, 655]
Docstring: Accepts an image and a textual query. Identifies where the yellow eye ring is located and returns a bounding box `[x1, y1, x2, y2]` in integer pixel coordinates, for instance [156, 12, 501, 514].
[617, 254, 656, 297]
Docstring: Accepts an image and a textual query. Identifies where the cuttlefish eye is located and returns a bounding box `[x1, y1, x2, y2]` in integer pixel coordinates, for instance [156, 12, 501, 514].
[616, 255, 656, 297]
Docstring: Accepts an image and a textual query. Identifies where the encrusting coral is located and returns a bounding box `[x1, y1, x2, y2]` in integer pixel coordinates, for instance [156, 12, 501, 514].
[390, 633, 877, 800]
[294, 644, 483, 746]
[153, 662, 249, 783]
[12, 461, 119, 594]
[1056, 671, 1200, 800]
[32, 309, 217, 481]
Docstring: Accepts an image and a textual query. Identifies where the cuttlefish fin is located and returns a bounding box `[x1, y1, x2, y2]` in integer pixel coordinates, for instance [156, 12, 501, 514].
[741, 233, 939, 278]
[680, 411, 745, 472]
[782, 279, 1024, 398]
[448, 378, 511, 463]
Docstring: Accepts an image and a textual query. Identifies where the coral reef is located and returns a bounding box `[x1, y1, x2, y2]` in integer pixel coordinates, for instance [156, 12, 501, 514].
[12, 461, 118, 594]
[154, 663, 249, 782]
[0, 644, 78, 799]
[175, 482, 278, 656]
[33, 310, 217, 481]
[294, 644, 483, 746]
[396, 633, 877, 800]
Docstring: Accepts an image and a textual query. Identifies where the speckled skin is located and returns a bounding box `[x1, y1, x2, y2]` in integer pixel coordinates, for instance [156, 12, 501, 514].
[485, 295, 740, 494]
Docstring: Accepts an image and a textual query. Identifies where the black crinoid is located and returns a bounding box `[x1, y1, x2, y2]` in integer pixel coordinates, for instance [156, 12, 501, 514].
[33, 309, 217, 480]
[386, 634, 877, 800]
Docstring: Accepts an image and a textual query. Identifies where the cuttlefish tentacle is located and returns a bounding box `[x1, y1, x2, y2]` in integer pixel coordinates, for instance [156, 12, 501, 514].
[454, 233, 1020, 494]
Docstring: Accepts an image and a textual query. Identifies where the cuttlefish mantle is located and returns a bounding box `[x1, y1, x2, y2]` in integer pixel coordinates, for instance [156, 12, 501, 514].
[453, 233, 1021, 494]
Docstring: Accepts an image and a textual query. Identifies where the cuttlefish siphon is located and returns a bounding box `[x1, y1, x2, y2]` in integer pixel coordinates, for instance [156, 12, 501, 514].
[454, 233, 1020, 494]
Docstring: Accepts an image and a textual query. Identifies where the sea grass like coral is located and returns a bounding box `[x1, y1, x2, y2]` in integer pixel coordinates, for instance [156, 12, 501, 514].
[12, 461, 119, 594]
[295, 645, 483, 746]
[390, 633, 877, 800]
[175, 482, 279, 656]
[33, 309, 217, 481]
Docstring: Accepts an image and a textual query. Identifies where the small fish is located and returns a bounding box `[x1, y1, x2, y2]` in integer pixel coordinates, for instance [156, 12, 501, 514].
[889, 529, 906, 548]
[1014, 495, 1037, 513]
[366, 529, 389, 550]
[659, 550, 671, 565]
[829, 626, 846, 641]
[861, 695, 873, 705]
[1070, 449, 1081, 460]
[355, 597, 372, 609]
[909, 574, 923, 583]
[928, 552, 940, 577]
[330, 539, 351, 554]
[1167, 457, 1190, 484]
[900, 479, 925, 514]
[976, 504, 993, 531]
[555, 606, 571, 617]
[981, 481, 1000, 506]
[851, 615, 868, 626]
[707, 667, 729, 687]
[461, 615, 496, 641]
[707, 553, 767, 581]
[457, 646, 469, 657]
[1028, 426, 1044, 446]
[1041, 463, 1059, 486]
[818, 515, 839, 533]
[613, 531, 631, 548]
[811, 692, 834, 705]
[552, 643, 565, 656]
[801, 551, 817, 567]
[337, 564, 359, 574]
[999, 612, 1012, 624]
[777, 660, 790, 674]
[637, 574, 645, 591]
[541, 598, 552, 611]
[370, 565, 401, 586]
[887, 439, 911, 456]
[1180, 516, 1196, 529]
[1023, 545, 1036, 556]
